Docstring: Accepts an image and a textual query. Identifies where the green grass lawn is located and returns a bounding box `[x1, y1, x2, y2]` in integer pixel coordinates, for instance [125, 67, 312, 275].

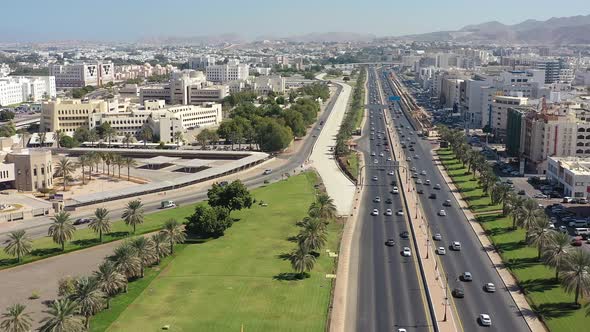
[0, 203, 201, 269]
[438, 148, 590, 331]
[347, 153, 359, 181]
[94, 172, 343, 332]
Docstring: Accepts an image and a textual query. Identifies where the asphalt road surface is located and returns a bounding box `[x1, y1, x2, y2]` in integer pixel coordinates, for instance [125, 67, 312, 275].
[355, 67, 431, 332]
[379, 68, 530, 331]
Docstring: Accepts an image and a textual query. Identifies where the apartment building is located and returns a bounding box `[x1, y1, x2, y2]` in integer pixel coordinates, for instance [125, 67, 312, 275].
[205, 63, 249, 83]
[0, 76, 56, 105]
[49, 61, 114, 88]
[491, 95, 528, 141]
[547, 157, 590, 199]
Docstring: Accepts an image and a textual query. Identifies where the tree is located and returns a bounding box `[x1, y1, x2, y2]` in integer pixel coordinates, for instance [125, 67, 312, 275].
[73, 127, 90, 143]
[282, 109, 307, 137]
[160, 219, 186, 254]
[491, 183, 511, 209]
[89, 208, 111, 242]
[542, 232, 571, 281]
[38, 298, 85, 332]
[151, 233, 170, 264]
[207, 180, 254, 213]
[57, 276, 78, 298]
[69, 276, 105, 330]
[87, 129, 99, 147]
[526, 217, 556, 260]
[54, 157, 76, 191]
[516, 199, 544, 233]
[122, 199, 144, 234]
[185, 205, 232, 237]
[129, 237, 156, 278]
[77, 154, 92, 184]
[196, 129, 214, 148]
[0, 303, 32, 332]
[94, 261, 127, 307]
[255, 118, 293, 152]
[173, 131, 185, 147]
[289, 246, 316, 278]
[122, 157, 137, 181]
[48, 211, 76, 251]
[298, 218, 327, 253]
[122, 132, 135, 148]
[113, 154, 124, 178]
[138, 125, 153, 146]
[0, 109, 15, 121]
[109, 242, 141, 279]
[559, 249, 590, 305]
[308, 193, 337, 220]
[4, 230, 32, 263]
[505, 195, 525, 229]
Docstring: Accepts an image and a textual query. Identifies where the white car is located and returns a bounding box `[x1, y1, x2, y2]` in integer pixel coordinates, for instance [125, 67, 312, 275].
[392, 187, 399, 194]
[425, 180, 431, 185]
[452, 241, 462, 251]
[411, 167, 417, 172]
[374, 159, 379, 164]
[534, 193, 548, 199]
[379, 152, 384, 157]
[371, 209, 379, 216]
[438, 210, 446, 216]
[385, 209, 393, 216]
[414, 155, 420, 159]
[387, 157, 392, 161]
[374, 196, 381, 203]
[388, 170, 395, 176]
[433, 233, 442, 241]
[406, 157, 411, 161]
[479, 314, 492, 326]
[371, 152, 376, 156]
[263, 169, 272, 175]
[396, 209, 404, 216]
[485, 283, 496, 292]
[434, 184, 441, 190]
[402, 247, 412, 257]
[416, 179, 423, 184]
[372, 176, 378, 181]
[420, 170, 427, 175]
[437, 247, 446, 255]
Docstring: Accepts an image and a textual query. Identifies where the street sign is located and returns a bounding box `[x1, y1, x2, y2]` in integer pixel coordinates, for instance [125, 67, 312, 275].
[389, 96, 401, 101]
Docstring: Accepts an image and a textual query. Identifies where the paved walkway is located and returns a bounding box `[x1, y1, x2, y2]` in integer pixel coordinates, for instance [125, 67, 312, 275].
[432, 149, 548, 332]
[309, 81, 355, 216]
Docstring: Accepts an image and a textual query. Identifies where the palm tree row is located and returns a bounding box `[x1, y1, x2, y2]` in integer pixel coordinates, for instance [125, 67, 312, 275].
[1, 219, 186, 331]
[289, 193, 337, 278]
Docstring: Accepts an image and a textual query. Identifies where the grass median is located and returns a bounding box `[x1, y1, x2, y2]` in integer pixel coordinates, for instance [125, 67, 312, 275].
[438, 148, 590, 331]
[93, 172, 343, 331]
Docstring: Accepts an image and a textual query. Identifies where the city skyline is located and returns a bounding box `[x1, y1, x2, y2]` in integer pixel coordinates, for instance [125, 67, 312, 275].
[1, 0, 589, 42]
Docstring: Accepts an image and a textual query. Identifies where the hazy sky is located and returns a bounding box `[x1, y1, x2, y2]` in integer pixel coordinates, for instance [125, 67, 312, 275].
[1, 0, 589, 42]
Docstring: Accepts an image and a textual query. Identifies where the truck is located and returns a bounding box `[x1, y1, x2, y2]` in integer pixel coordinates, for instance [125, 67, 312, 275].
[160, 200, 176, 209]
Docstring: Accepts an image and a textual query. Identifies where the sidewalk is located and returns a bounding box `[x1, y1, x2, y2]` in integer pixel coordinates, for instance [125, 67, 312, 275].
[432, 149, 547, 332]
[384, 109, 458, 332]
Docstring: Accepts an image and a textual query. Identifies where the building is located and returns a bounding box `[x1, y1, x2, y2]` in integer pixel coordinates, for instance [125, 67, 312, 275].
[188, 56, 216, 70]
[0, 76, 56, 106]
[206, 63, 249, 83]
[547, 157, 590, 199]
[139, 70, 229, 105]
[573, 69, 590, 86]
[505, 107, 530, 157]
[41, 99, 109, 134]
[2, 149, 53, 191]
[535, 59, 573, 84]
[491, 95, 528, 141]
[49, 61, 114, 88]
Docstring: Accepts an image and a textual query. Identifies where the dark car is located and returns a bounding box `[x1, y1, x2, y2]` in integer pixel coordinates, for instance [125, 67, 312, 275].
[400, 231, 410, 239]
[452, 287, 465, 298]
[385, 198, 393, 204]
[73, 218, 91, 225]
[518, 189, 526, 195]
[417, 189, 424, 194]
[429, 193, 437, 199]
[385, 239, 395, 246]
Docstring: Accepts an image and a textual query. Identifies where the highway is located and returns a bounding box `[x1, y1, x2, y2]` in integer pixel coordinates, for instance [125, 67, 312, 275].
[378, 68, 530, 331]
[0, 84, 344, 244]
[355, 67, 431, 332]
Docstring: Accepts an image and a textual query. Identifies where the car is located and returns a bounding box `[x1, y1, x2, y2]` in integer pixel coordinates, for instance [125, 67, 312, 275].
[443, 199, 451, 207]
[534, 193, 548, 199]
[461, 272, 473, 281]
[434, 184, 441, 190]
[425, 180, 431, 185]
[409, 147, 415, 151]
[374, 159, 379, 164]
[485, 283, 496, 292]
[518, 189, 526, 195]
[392, 187, 399, 194]
[73, 218, 91, 225]
[371, 152, 376, 156]
[437, 247, 446, 255]
[374, 196, 381, 202]
[417, 189, 424, 194]
[385, 209, 393, 216]
[390, 180, 397, 186]
[414, 155, 420, 159]
[396, 209, 404, 216]
[371, 209, 379, 216]
[433, 233, 442, 241]
[400, 231, 410, 239]
[420, 170, 427, 175]
[479, 314, 492, 326]
[506, 179, 514, 184]
[412, 172, 418, 178]
[388, 170, 395, 176]
[402, 247, 412, 257]
[385, 239, 396, 246]
[452, 241, 462, 251]
[263, 169, 272, 175]
[372, 176, 378, 181]
[452, 287, 465, 298]
[438, 209, 446, 216]
[429, 193, 437, 199]
[385, 198, 393, 204]
[416, 179, 423, 184]
[559, 225, 568, 233]
[406, 157, 411, 161]
[160, 200, 176, 209]
[411, 167, 417, 172]
[379, 152, 384, 157]
[387, 157, 392, 161]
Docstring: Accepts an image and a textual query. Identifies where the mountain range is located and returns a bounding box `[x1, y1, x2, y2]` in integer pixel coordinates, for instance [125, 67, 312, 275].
[400, 14, 590, 45]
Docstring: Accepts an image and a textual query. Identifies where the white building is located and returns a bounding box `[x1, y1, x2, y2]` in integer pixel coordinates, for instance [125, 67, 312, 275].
[573, 69, 590, 86]
[547, 157, 590, 199]
[206, 63, 249, 83]
[491, 95, 528, 141]
[49, 61, 114, 88]
[0, 76, 56, 106]
[189, 56, 216, 70]
[139, 70, 228, 105]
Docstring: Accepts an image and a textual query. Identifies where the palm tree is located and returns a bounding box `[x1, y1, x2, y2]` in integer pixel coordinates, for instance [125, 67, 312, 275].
[93, 261, 128, 307]
[559, 249, 590, 305]
[298, 218, 327, 253]
[48, 211, 76, 251]
[491, 183, 510, 209]
[0, 303, 32, 332]
[122, 199, 144, 234]
[4, 230, 32, 263]
[160, 219, 186, 254]
[54, 130, 65, 148]
[130, 237, 156, 278]
[123, 132, 135, 148]
[39, 131, 47, 147]
[54, 157, 76, 191]
[103, 152, 113, 176]
[122, 157, 137, 181]
[526, 217, 556, 260]
[506, 195, 526, 229]
[309, 193, 337, 220]
[139, 125, 153, 147]
[77, 154, 92, 185]
[289, 246, 316, 278]
[542, 232, 572, 281]
[516, 199, 544, 233]
[88, 129, 99, 147]
[113, 154, 124, 178]
[104, 127, 116, 148]
[38, 298, 84, 332]
[69, 276, 105, 330]
[109, 242, 141, 279]
[151, 233, 170, 264]
[89, 208, 111, 242]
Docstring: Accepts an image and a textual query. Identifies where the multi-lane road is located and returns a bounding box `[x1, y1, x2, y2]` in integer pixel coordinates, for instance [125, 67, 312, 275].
[365, 66, 531, 331]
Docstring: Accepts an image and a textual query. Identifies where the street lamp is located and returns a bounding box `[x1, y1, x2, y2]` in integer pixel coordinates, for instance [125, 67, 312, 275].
[443, 273, 449, 322]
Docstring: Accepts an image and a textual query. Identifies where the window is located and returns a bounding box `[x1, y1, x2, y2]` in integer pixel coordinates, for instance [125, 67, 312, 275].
[33, 168, 37, 176]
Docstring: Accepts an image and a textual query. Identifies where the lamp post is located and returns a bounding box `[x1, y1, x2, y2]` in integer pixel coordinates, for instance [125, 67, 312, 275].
[443, 273, 449, 322]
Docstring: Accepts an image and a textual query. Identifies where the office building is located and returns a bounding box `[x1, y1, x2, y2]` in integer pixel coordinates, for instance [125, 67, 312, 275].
[41, 99, 109, 134]
[3, 149, 53, 191]
[49, 61, 114, 88]
[188, 56, 216, 70]
[491, 95, 528, 141]
[547, 157, 590, 199]
[206, 63, 249, 83]
[0, 76, 56, 106]
[140, 70, 229, 105]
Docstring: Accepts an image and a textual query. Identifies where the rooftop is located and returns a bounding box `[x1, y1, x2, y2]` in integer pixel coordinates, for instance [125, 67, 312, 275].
[550, 157, 590, 175]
